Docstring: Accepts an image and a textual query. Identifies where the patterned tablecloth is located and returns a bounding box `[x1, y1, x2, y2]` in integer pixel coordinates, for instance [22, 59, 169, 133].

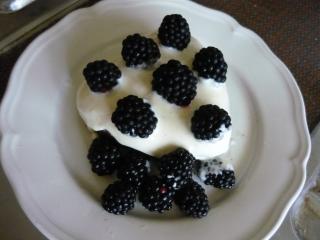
[0, 1, 319, 239]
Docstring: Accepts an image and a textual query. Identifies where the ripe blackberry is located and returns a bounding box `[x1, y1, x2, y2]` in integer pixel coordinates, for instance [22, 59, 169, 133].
[83, 60, 121, 92]
[111, 95, 158, 138]
[101, 180, 137, 215]
[152, 60, 197, 106]
[159, 148, 195, 189]
[175, 179, 209, 218]
[87, 135, 121, 175]
[193, 47, 228, 83]
[205, 170, 235, 189]
[139, 176, 175, 213]
[117, 155, 150, 188]
[158, 14, 191, 50]
[191, 104, 231, 140]
[195, 159, 236, 189]
[121, 34, 160, 68]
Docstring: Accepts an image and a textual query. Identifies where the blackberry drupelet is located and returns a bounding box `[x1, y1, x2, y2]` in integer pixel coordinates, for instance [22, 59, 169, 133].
[87, 135, 121, 175]
[175, 179, 209, 218]
[117, 154, 150, 188]
[101, 180, 137, 215]
[121, 34, 160, 67]
[152, 60, 197, 106]
[83, 60, 121, 92]
[159, 148, 195, 189]
[111, 95, 158, 138]
[193, 47, 228, 83]
[191, 104, 231, 140]
[139, 176, 175, 213]
[158, 14, 191, 50]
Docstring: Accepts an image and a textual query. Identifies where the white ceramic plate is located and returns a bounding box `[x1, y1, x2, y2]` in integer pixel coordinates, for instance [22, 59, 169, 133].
[0, 0, 311, 239]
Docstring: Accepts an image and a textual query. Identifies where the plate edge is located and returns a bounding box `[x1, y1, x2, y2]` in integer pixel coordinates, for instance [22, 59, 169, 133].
[0, 0, 311, 239]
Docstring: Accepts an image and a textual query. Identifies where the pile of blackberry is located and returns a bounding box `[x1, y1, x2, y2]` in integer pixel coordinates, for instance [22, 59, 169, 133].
[83, 14, 231, 138]
[87, 133, 236, 218]
[82, 14, 236, 219]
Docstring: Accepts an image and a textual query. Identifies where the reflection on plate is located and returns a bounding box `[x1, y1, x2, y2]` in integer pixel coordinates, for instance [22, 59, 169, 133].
[0, 0, 310, 239]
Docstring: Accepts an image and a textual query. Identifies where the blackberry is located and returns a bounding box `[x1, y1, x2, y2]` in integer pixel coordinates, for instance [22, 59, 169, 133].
[83, 60, 121, 92]
[152, 60, 197, 106]
[191, 104, 231, 140]
[175, 179, 209, 218]
[158, 14, 191, 50]
[111, 95, 158, 138]
[205, 170, 235, 189]
[139, 176, 175, 213]
[101, 180, 137, 215]
[121, 34, 160, 68]
[87, 135, 121, 175]
[159, 148, 195, 189]
[195, 159, 236, 189]
[117, 155, 150, 188]
[193, 47, 228, 83]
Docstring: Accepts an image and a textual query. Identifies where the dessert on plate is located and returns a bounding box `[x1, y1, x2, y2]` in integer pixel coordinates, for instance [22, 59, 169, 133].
[76, 14, 235, 218]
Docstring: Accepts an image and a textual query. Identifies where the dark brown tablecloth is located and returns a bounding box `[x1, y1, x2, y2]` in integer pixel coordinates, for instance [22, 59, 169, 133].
[0, 0, 319, 130]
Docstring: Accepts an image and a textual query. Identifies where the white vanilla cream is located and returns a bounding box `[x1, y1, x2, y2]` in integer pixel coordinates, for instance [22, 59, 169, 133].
[76, 34, 231, 160]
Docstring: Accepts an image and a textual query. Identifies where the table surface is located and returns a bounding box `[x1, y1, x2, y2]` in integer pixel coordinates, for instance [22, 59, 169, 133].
[0, 0, 319, 239]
